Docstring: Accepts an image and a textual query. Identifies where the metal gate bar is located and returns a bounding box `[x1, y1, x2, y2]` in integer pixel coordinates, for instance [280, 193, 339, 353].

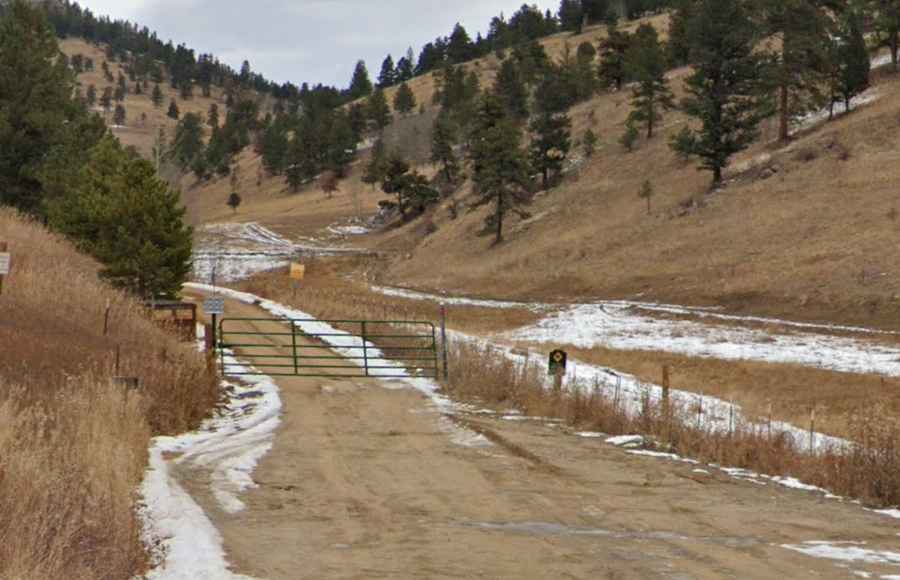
[217, 318, 439, 378]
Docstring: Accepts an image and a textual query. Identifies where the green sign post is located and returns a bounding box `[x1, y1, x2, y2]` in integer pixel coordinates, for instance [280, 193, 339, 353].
[548, 349, 567, 392]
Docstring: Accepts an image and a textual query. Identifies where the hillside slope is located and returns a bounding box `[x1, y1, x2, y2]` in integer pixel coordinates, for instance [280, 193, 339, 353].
[181, 14, 900, 329]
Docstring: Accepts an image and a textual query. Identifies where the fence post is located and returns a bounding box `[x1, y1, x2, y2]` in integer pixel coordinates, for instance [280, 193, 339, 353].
[440, 304, 449, 382]
[661, 365, 671, 415]
[729, 399, 735, 435]
[291, 321, 299, 375]
[697, 392, 703, 428]
[361, 321, 369, 377]
[0, 241, 7, 296]
[115, 344, 121, 375]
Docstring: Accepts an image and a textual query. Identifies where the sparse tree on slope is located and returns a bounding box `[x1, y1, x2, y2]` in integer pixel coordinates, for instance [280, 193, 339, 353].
[394, 82, 417, 115]
[113, 104, 126, 126]
[469, 94, 532, 245]
[367, 87, 392, 130]
[670, 0, 772, 186]
[598, 24, 632, 91]
[494, 58, 530, 121]
[349, 60, 373, 100]
[362, 137, 388, 189]
[828, 8, 871, 115]
[167, 98, 180, 120]
[151, 83, 164, 108]
[530, 75, 572, 190]
[431, 111, 460, 184]
[172, 112, 205, 171]
[625, 23, 674, 139]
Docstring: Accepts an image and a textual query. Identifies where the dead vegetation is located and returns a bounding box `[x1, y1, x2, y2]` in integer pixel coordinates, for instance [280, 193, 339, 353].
[446, 340, 900, 508]
[0, 209, 219, 579]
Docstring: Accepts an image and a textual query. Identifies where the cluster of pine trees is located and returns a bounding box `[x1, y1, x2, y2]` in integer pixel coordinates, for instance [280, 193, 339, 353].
[356, 0, 883, 243]
[0, 0, 192, 298]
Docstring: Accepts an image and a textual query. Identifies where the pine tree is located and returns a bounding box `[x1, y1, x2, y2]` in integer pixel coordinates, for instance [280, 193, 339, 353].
[260, 118, 289, 175]
[626, 23, 674, 139]
[378, 55, 396, 88]
[396, 48, 415, 81]
[86, 84, 97, 106]
[494, 58, 530, 121]
[447, 23, 475, 63]
[559, 0, 585, 33]
[670, 0, 772, 186]
[348, 60, 373, 99]
[208, 103, 219, 128]
[598, 24, 632, 90]
[113, 104, 126, 126]
[381, 154, 413, 220]
[48, 135, 193, 299]
[167, 98, 180, 120]
[762, 0, 832, 141]
[172, 112, 205, 171]
[114, 84, 126, 102]
[367, 88, 392, 130]
[828, 9, 871, 114]
[469, 94, 532, 245]
[227, 192, 242, 213]
[431, 111, 460, 184]
[530, 75, 572, 190]
[362, 137, 388, 189]
[152, 83, 164, 108]
[871, 0, 900, 70]
[393, 82, 417, 115]
[100, 87, 113, 112]
[667, 0, 696, 67]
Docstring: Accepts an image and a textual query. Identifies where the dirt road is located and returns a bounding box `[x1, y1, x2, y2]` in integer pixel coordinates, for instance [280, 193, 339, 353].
[181, 292, 900, 579]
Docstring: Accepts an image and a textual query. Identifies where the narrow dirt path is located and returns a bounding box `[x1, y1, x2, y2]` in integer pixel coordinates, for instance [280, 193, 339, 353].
[182, 291, 900, 580]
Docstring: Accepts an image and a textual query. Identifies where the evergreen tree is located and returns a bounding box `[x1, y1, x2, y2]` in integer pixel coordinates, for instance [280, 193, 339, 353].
[670, 0, 772, 185]
[172, 112, 205, 171]
[100, 87, 113, 112]
[180, 79, 194, 100]
[152, 83, 164, 108]
[625, 23, 674, 138]
[324, 110, 358, 177]
[431, 111, 461, 184]
[348, 60, 374, 99]
[0, 0, 103, 215]
[208, 103, 219, 128]
[227, 192, 242, 213]
[362, 137, 388, 189]
[762, 0, 832, 141]
[396, 48, 415, 81]
[48, 135, 193, 299]
[598, 25, 632, 90]
[828, 9, 871, 114]
[378, 55, 396, 88]
[530, 76, 572, 190]
[447, 23, 475, 63]
[134, 81, 143, 95]
[469, 94, 532, 244]
[167, 98, 180, 120]
[260, 118, 289, 175]
[114, 84, 126, 102]
[871, 0, 900, 70]
[86, 84, 97, 106]
[393, 82, 417, 115]
[559, 0, 585, 33]
[667, 0, 696, 67]
[381, 154, 413, 220]
[367, 87, 392, 130]
[113, 104, 126, 125]
[494, 58, 530, 121]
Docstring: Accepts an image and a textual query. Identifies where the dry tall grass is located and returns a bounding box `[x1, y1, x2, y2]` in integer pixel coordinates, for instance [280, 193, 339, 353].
[0, 209, 219, 579]
[447, 341, 900, 508]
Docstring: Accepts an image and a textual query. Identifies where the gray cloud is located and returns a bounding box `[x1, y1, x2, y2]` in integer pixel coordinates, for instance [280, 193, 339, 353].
[76, 1, 557, 87]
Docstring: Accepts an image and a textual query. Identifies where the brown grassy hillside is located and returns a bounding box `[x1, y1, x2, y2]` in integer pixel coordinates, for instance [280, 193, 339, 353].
[0, 209, 219, 579]
[60, 37, 234, 157]
[179, 14, 900, 329]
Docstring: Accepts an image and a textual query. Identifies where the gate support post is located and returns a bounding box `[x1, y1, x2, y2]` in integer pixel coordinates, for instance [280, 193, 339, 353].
[440, 304, 449, 382]
[291, 321, 299, 375]
[361, 321, 369, 377]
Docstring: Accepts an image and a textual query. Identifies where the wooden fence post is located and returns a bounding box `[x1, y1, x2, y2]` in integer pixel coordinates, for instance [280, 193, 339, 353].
[0, 241, 8, 296]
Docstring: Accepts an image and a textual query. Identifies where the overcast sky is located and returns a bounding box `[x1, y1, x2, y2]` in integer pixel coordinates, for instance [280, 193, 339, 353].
[74, 1, 558, 88]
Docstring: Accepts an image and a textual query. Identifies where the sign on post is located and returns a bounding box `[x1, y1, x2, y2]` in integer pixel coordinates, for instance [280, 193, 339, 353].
[203, 298, 225, 315]
[548, 349, 568, 376]
[289, 262, 306, 281]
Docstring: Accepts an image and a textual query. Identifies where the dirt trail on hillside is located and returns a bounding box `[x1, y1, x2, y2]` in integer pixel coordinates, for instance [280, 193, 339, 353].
[180, 292, 900, 580]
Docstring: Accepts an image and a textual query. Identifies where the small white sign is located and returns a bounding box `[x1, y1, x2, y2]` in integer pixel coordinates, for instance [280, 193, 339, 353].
[203, 298, 225, 315]
[0, 253, 9, 275]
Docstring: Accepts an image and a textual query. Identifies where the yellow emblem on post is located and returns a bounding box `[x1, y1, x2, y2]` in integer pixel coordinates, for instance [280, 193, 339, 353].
[289, 263, 306, 281]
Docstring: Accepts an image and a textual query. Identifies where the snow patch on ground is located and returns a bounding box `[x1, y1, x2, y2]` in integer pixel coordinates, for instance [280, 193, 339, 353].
[506, 302, 900, 378]
[781, 542, 900, 566]
[606, 435, 644, 447]
[328, 225, 370, 236]
[372, 285, 548, 311]
[139, 351, 281, 578]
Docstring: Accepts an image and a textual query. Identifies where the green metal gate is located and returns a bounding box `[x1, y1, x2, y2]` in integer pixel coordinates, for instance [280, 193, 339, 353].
[217, 317, 440, 379]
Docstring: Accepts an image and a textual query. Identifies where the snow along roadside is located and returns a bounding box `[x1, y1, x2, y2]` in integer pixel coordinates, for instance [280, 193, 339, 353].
[139, 350, 281, 580]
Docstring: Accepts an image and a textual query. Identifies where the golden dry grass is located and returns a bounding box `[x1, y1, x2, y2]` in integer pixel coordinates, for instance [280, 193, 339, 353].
[60, 38, 234, 158]
[0, 209, 219, 579]
[235, 256, 541, 334]
[446, 340, 900, 508]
